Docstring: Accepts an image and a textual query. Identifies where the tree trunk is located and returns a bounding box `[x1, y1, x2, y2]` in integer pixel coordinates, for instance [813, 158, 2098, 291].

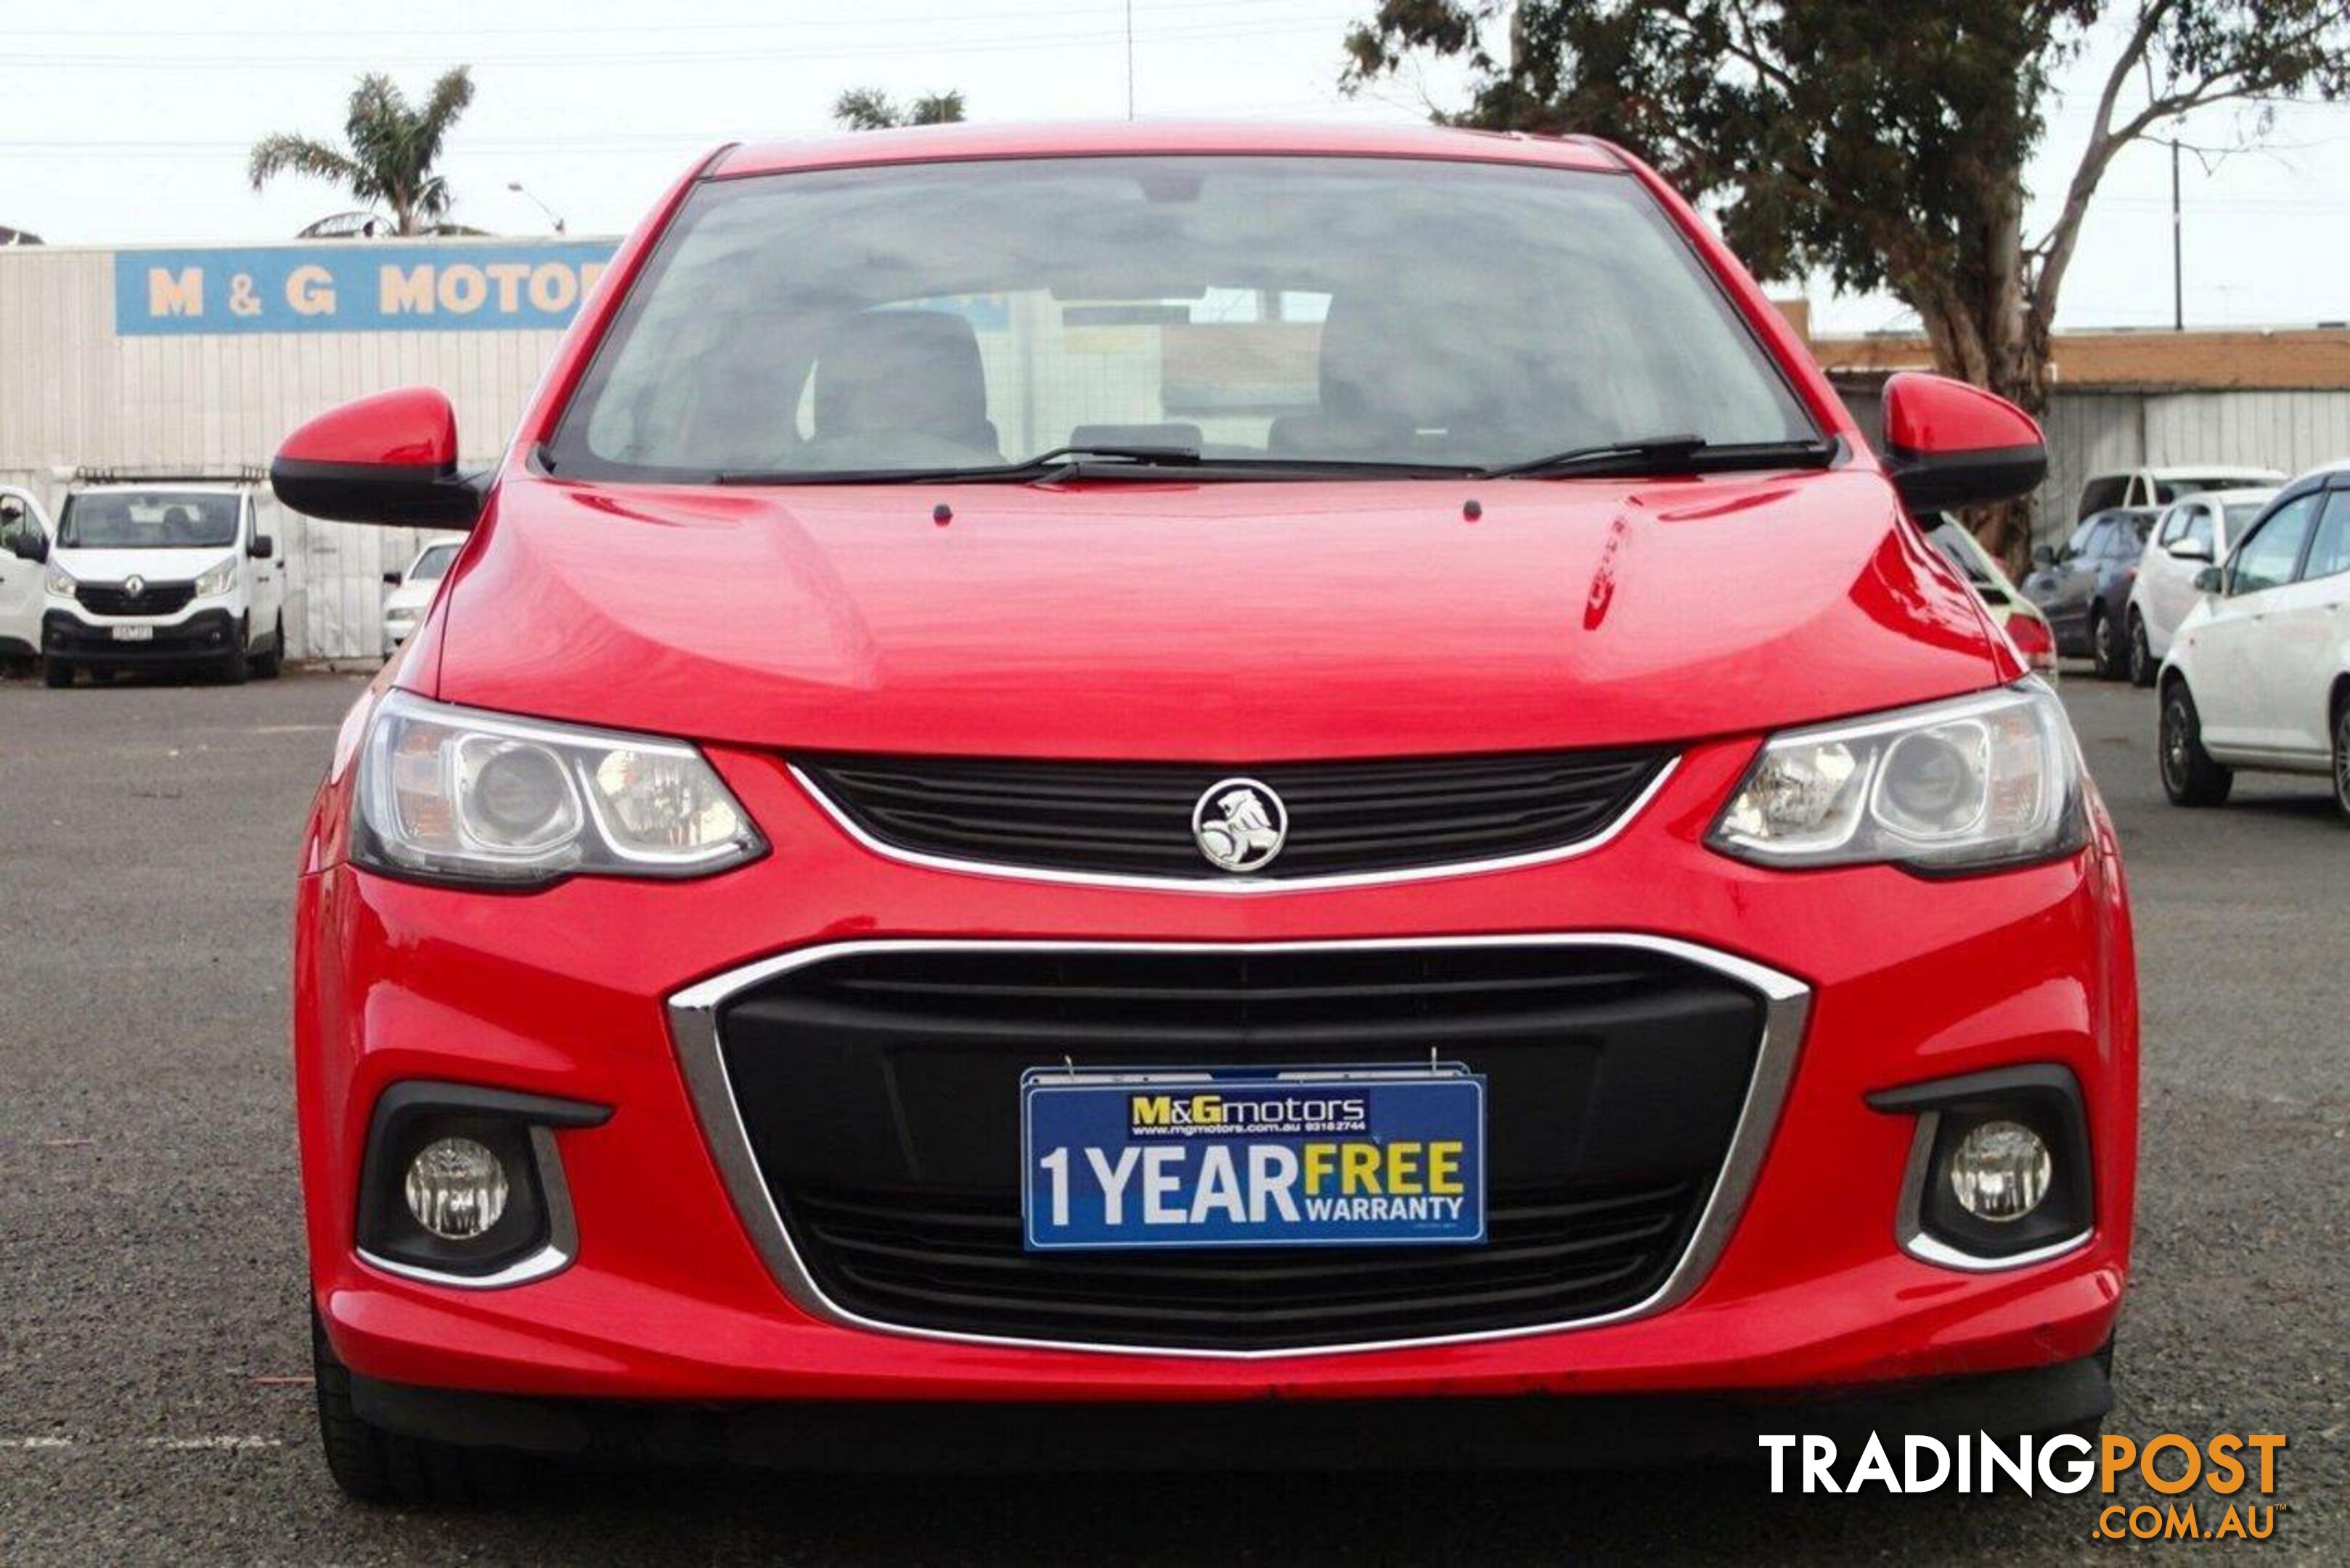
[1907, 168, 2052, 577]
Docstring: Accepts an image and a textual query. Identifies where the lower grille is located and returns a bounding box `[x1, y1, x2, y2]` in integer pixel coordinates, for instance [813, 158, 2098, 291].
[793, 747, 1673, 883]
[78, 581, 195, 617]
[788, 1177, 1695, 1349]
[703, 942, 1772, 1352]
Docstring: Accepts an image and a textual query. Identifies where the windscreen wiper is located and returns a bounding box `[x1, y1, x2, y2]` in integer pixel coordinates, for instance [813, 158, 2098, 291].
[1479, 434, 1838, 481]
[716, 444, 1203, 486]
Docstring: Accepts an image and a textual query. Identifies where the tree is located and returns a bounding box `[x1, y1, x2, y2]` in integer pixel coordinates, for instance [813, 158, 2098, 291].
[1343, 2, 2350, 560]
[833, 87, 967, 130]
[249, 68, 477, 237]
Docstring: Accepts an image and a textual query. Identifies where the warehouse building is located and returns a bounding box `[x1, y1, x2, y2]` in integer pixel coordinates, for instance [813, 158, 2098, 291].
[0, 237, 613, 658]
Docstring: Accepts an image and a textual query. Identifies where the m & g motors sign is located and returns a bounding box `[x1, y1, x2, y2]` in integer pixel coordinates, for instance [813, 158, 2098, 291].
[113, 242, 616, 335]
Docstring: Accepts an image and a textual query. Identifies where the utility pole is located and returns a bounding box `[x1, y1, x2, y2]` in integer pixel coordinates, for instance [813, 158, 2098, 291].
[2170, 138, 2184, 332]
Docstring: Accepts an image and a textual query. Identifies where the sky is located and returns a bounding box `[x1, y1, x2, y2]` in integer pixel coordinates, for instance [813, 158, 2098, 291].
[3, 0, 2347, 335]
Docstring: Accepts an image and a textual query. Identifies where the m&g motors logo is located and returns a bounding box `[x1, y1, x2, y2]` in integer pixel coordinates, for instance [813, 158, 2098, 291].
[1127, 1091, 1368, 1137]
[1761, 1431, 2286, 1543]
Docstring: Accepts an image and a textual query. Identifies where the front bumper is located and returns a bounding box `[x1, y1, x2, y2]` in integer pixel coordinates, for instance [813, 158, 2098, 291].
[298, 730, 2136, 1410]
[346, 1354, 2114, 1471]
[44, 607, 236, 663]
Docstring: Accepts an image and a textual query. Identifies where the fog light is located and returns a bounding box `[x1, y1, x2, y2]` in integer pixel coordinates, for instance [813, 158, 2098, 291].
[1948, 1119, 2050, 1222]
[403, 1136, 510, 1240]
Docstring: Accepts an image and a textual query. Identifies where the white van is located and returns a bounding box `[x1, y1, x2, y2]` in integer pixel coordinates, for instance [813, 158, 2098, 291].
[0, 484, 53, 661]
[37, 479, 287, 687]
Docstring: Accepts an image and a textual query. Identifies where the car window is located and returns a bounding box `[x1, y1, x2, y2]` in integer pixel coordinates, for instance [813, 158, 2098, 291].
[555, 155, 1819, 481]
[2154, 476, 2253, 504]
[2155, 504, 2192, 546]
[1924, 518, 1997, 589]
[2229, 494, 2320, 595]
[57, 491, 240, 549]
[0, 496, 36, 552]
[2062, 519, 2103, 559]
[2219, 503, 2264, 548]
[2108, 515, 2152, 558]
[409, 543, 460, 582]
[2302, 492, 2350, 582]
[2183, 507, 2217, 553]
[2076, 477, 2130, 520]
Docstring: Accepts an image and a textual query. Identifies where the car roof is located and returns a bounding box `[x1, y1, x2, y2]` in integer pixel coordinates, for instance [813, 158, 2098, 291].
[714, 121, 1628, 180]
[2179, 486, 2279, 504]
[68, 482, 247, 494]
[2084, 465, 2285, 482]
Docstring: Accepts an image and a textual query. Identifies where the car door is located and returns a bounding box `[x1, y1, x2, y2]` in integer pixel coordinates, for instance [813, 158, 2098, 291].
[2257, 488, 2350, 758]
[2191, 491, 2321, 754]
[2032, 517, 2108, 649]
[247, 491, 287, 635]
[0, 486, 51, 652]
[2143, 502, 2201, 646]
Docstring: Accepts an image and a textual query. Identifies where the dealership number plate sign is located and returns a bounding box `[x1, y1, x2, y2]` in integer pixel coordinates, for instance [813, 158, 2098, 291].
[1021, 1066, 1485, 1251]
[110, 624, 154, 641]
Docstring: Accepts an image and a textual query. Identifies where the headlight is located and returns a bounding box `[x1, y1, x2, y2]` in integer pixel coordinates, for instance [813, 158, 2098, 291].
[1708, 682, 2087, 873]
[195, 556, 240, 597]
[45, 564, 76, 598]
[353, 690, 765, 887]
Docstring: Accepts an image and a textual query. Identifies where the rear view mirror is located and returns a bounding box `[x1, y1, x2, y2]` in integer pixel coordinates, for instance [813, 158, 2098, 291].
[2193, 566, 2225, 595]
[272, 387, 482, 528]
[2031, 544, 2057, 570]
[1879, 373, 2047, 512]
[5, 530, 46, 563]
[2166, 538, 2213, 563]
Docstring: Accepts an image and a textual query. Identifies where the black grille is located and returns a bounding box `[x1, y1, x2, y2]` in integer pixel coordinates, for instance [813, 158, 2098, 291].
[794, 747, 1673, 881]
[78, 581, 195, 617]
[715, 944, 1766, 1350]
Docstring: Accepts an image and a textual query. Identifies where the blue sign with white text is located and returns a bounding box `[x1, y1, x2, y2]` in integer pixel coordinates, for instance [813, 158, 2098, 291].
[1021, 1066, 1487, 1251]
[112, 242, 618, 335]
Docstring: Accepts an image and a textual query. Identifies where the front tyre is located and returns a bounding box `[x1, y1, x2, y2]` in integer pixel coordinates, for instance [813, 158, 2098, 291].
[2160, 682, 2232, 807]
[253, 614, 285, 680]
[2126, 611, 2156, 688]
[2332, 696, 2350, 826]
[2090, 607, 2123, 681]
[311, 1310, 515, 1506]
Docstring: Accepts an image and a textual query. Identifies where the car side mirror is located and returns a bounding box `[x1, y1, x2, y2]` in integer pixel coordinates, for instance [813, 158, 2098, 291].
[249, 533, 275, 560]
[2031, 544, 2057, 569]
[2193, 566, 2225, 595]
[2166, 538, 2213, 563]
[383, 569, 403, 585]
[272, 387, 482, 528]
[5, 531, 46, 563]
[1879, 372, 2047, 512]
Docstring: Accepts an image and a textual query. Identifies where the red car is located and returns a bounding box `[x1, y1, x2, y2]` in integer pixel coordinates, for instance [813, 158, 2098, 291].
[275, 124, 2134, 1503]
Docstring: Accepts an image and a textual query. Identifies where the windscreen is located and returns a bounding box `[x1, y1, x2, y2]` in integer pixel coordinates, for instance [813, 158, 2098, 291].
[411, 543, 460, 581]
[549, 155, 1815, 481]
[58, 491, 239, 549]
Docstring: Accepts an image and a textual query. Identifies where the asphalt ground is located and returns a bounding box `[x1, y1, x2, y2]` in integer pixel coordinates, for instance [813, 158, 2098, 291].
[1, 668, 2343, 1562]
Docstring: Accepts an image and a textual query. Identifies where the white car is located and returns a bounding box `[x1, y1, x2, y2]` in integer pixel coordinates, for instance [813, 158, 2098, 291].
[0, 484, 53, 661]
[2075, 464, 2284, 520]
[2123, 486, 2277, 686]
[2158, 465, 2350, 820]
[38, 480, 287, 687]
[381, 538, 462, 654]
